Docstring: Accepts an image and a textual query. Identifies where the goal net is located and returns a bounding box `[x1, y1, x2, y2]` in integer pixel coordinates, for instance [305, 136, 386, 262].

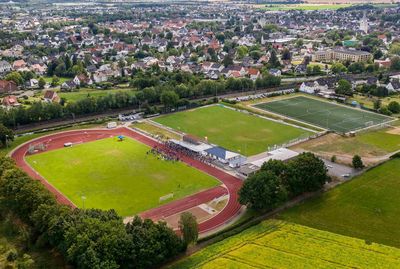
[365, 121, 374, 127]
[159, 193, 174, 203]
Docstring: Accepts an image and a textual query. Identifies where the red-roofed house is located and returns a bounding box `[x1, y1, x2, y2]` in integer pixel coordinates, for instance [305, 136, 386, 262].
[73, 74, 93, 86]
[0, 80, 17, 93]
[247, 68, 261, 80]
[43, 90, 60, 103]
[2, 95, 19, 107]
[12, 59, 26, 70]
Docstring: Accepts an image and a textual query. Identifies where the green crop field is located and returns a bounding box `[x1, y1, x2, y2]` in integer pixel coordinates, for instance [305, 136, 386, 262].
[255, 96, 393, 133]
[280, 158, 400, 248]
[26, 137, 219, 216]
[170, 220, 400, 269]
[153, 105, 312, 156]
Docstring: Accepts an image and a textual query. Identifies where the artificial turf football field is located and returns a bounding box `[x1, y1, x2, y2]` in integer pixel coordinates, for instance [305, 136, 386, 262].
[255, 96, 393, 133]
[26, 137, 219, 216]
[153, 105, 312, 156]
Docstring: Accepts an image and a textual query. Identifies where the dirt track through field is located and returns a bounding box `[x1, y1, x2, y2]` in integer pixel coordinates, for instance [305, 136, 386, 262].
[10, 127, 243, 234]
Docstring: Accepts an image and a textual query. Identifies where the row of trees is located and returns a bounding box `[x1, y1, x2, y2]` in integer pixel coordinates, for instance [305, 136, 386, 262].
[0, 157, 188, 268]
[239, 153, 329, 211]
[0, 71, 281, 128]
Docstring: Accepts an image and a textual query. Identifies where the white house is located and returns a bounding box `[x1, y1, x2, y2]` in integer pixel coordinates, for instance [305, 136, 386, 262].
[386, 80, 400, 93]
[299, 81, 318, 94]
[0, 60, 12, 73]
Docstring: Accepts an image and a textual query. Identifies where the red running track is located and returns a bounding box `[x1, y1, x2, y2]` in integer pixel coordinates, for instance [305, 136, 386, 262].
[10, 127, 243, 234]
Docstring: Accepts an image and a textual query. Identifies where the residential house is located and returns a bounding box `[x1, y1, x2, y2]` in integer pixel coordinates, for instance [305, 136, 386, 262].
[0, 80, 18, 93]
[2, 95, 19, 107]
[30, 64, 47, 75]
[12, 59, 27, 70]
[0, 61, 12, 73]
[269, 68, 282, 77]
[26, 78, 39, 89]
[73, 74, 93, 86]
[247, 68, 261, 80]
[299, 81, 318, 94]
[43, 90, 60, 103]
[386, 80, 400, 93]
[61, 81, 77, 91]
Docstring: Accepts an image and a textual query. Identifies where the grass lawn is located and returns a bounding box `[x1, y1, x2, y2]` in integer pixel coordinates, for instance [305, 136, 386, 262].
[294, 128, 400, 158]
[255, 96, 393, 133]
[170, 219, 400, 269]
[349, 94, 400, 112]
[42, 76, 69, 84]
[154, 105, 312, 156]
[57, 88, 135, 102]
[26, 137, 219, 216]
[131, 121, 181, 140]
[280, 158, 400, 248]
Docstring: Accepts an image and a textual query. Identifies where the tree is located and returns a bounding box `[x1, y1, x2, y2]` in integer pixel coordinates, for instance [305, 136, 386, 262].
[236, 46, 249, 59]
[331, 62, 347, 74]
[312, 65, 322, 74]
[268, 49, 280, 68]
[372, 98, 381, 110]
[391, 56, 400, 71]
[5, 71, 24, 85]
[179, 212, 198, 245]
[335, 79, 352, 96]
[51, 75, 60, 87]
[295, 39, 304, 48]
[0, 123, 14, 148]
[388, 101, 400, 114]
[160, 90, 179, 109]
[348, 62, 365, 74]
[379, 106, 392, 116]
[239, 170, 287, 211]
[223, 54, 233, 67]
[38, 77, 46, 89]
[285, 152, 328, 196]
[281, 48, 291, 61]
[352, 155, 364, 169]
[373, 49, 383, 60]
[260, 159, 287, 177]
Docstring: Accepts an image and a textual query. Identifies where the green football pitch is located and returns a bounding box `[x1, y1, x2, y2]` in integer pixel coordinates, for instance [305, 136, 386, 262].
[255, 96, 393, 133]
[26, 137, 219, 216]
[153, 105, 312, 156]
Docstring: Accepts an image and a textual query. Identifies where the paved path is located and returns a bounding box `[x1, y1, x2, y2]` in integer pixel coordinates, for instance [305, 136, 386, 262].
[10, 127, 243, 234]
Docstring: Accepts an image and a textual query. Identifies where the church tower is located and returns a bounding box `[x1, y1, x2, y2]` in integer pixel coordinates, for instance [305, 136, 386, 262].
[360, 11, 368, 34]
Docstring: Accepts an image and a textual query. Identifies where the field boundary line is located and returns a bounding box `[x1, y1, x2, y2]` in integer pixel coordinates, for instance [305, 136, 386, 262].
[255, 94, 396, 120]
